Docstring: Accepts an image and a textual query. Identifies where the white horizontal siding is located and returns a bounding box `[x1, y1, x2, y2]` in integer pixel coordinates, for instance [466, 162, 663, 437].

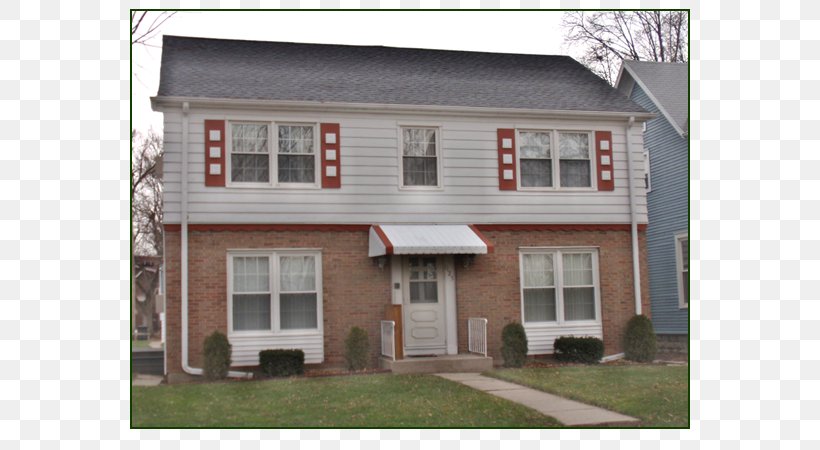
[229, 333, 324, 366]
[161, 107, 648, 224]
[524, 323, 604, 355]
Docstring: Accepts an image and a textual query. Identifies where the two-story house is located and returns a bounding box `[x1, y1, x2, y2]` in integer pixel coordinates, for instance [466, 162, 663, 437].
[152, 36, 654, 381]
[616, 61, 689, 354]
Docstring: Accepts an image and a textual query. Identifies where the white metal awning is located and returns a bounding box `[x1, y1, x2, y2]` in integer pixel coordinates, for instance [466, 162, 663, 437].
[368, 224, 493, 257]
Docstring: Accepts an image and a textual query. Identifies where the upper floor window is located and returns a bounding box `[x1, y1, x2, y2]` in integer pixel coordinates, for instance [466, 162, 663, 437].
[519, 132, 552, 187]
[401, 127, 440, 188]
[231, 123, 270, 183]
[558, 132, 592, 188]
[517, 130, 595, 190]
[228, 122, 318, 187]
[277, 125, 316, 184]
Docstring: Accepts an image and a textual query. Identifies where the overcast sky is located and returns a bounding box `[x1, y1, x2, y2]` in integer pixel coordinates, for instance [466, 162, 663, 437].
[132, 10, 568, 133]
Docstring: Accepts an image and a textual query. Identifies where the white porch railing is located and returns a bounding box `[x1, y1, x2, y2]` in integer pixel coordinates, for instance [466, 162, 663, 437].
[381, 320, 396, 361]
[468, 317, 488, 357]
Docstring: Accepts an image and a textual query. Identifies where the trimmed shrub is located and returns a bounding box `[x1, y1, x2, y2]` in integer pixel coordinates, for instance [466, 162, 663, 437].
[623, 314, 657, 362]
[259, 349, 305, 377]
[501, 322, 528, 368]
[553, 336, 604, 364]
[344, 326, 370, 371]
[203, 331, 232, 380]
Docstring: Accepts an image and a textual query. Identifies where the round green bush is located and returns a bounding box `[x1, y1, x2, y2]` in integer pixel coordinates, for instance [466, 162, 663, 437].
[203, 331, 232, 380]
[501, 322, 528, 368]
[623, 315, 657, 362]
[344, 326, 370, 371]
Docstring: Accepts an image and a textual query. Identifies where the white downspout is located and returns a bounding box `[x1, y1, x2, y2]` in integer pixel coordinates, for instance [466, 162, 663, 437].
[624, 116, 642, 315]
[180, 102, 251, 379]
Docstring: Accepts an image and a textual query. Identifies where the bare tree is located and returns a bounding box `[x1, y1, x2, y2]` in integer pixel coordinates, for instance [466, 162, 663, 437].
[562, 11, 688, 84]
[131, 11, 177, 47]
[131, 129, 164, 256]
[131, 130, 164, 336]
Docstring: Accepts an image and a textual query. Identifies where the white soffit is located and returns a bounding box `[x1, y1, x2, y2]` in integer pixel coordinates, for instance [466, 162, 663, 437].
[368, 224, 490, 257]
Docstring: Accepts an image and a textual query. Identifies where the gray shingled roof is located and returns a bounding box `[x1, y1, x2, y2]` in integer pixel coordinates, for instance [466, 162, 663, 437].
[621, 60, 688, 132]
[157, 35, 647, 114]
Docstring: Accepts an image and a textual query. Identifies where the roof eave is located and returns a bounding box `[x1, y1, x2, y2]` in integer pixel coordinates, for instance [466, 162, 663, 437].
[150, 95, 655, 121]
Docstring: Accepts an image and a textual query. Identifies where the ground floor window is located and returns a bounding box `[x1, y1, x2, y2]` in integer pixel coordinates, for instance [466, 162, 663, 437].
[228, 250, 322, 334]
[519, 248, 600, 324]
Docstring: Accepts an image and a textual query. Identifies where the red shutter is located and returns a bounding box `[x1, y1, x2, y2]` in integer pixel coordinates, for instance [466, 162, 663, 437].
[497, 128, 517, 190]
[595, 131, 614, 191]
[320, 123, 341, 188]
[204, 120, 226, 187]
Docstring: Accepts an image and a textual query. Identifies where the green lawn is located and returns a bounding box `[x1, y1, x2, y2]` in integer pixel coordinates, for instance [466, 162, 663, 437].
[132, 373, 561, 427]
[486, 365, 689, 427]
[131, 340, 152, 349]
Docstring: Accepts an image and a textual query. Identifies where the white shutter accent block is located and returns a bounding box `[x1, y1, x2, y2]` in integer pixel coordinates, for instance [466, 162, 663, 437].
[600, 155, 610, 166]
[209, 147, 221, 158]
[601, 170, 611, 181]
[502, 138, 512, 149]
[503, 169, 514, 180]
[209, 130, 221, 141]
[502, 154, 513, 165]
[326, 149, 337, 161]
[209, 163, 222, 175]
[325, 133, 337, 144]
[326, 166, 337, 177]
[600, 140, 610, 150]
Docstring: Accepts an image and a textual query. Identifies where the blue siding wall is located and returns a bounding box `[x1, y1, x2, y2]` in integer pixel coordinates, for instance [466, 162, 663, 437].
[630, 84, 689, 335]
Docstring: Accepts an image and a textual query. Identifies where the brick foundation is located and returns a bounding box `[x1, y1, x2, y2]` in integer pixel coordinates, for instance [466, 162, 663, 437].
[164, 227, 649, 376]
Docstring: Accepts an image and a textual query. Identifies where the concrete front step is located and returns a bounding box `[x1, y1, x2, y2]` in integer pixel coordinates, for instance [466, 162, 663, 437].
[381, 354, 494, 374]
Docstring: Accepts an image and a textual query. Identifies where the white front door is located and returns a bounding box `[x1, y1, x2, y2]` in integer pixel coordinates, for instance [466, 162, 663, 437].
[402, 256, 446, 355]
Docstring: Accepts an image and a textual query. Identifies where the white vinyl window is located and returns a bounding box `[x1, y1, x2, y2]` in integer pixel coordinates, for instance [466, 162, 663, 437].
[228, 122, 318, 187]
[279, 255, 318, 329]
[228, 250, 322, 334]
[231, 256, 272, 331]
[675, 233, 689, 308]
[520, 249, 600, 324]
[401, 127, 440, 188]
[230, 123, 270, 183]
[558, 132, 592, 188]
[277, 125, 316, 184]
[517, 130, 595, 190]
[519, 132, 553, 187]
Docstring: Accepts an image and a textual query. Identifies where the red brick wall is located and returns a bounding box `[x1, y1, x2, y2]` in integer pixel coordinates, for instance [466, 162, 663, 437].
[164, 229, 391, 374]
[456, 229, 650, 357]
[164, 227, 648, 375]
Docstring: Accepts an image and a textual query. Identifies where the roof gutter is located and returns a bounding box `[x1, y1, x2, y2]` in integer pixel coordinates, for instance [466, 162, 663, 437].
[151, 95, 655, 121]
[624, 116, 643, 316]
[179, 101, 252, 380]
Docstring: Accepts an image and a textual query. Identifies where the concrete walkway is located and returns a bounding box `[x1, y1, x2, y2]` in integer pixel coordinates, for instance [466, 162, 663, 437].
[435, 373, 638, 426]
[132, 374, 163, 387]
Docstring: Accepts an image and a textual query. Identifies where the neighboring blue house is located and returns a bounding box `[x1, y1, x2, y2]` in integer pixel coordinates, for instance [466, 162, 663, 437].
[615, 61, 689, 353]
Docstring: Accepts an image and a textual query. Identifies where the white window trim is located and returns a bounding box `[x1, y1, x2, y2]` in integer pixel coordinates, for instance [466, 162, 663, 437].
[227, 249, 324, 337]
[515, 129, 598, 192]
[226, 121, 321, 189]
[518, 247, 602, 327]
[398, 125, 444, 191]
[675, 232, 689, 309]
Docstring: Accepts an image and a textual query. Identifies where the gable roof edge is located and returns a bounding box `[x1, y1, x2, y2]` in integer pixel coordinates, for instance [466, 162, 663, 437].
[621, 63, 686, 137]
